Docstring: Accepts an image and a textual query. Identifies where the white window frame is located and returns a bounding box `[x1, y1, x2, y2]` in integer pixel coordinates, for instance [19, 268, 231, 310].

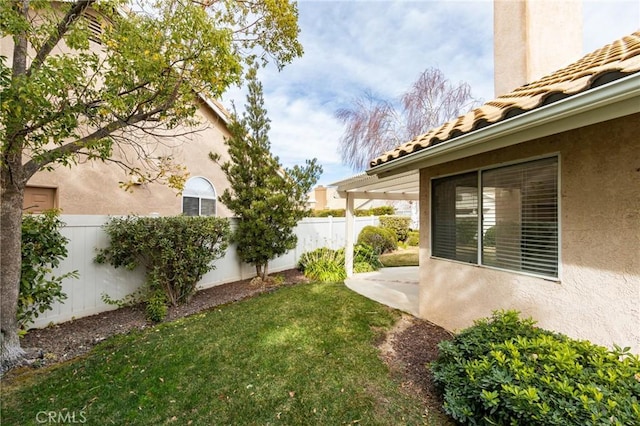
[182, 176, 217, 217]
[430, 154, 561, 280]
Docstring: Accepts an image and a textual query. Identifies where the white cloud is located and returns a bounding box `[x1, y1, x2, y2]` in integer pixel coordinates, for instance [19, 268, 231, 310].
[222, 0, 638, 186]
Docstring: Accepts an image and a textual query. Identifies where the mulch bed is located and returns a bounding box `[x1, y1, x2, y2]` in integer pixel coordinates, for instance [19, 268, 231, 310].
[9, 268, 454, 418]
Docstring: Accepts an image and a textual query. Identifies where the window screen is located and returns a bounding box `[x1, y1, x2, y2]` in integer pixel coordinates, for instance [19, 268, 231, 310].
[431, 157, 558, 278]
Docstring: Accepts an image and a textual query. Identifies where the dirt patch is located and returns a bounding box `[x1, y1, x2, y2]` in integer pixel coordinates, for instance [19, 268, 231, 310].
[378, 313, 455, 420]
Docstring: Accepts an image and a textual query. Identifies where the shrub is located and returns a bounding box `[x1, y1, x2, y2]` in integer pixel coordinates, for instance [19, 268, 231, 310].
[431, 310, 640, 425]
[357, 226, 397, 254]
[354, 243, 383, 270]
[297, 247, 346, 282]
[379, 216, 412, 242]
[95, 216, 230, 321]
[369, 206, 395, 216]
[309, 206, 395, 217]
[19, 210, 79, 330]
[298, 243, 383, 281]
[406, 231, 419, 246]
[483, 225, 496, 247]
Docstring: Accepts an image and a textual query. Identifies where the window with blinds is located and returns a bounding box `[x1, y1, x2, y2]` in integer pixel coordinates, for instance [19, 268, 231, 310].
[182, 177, 217, 217]
[431, 157, 558, 278]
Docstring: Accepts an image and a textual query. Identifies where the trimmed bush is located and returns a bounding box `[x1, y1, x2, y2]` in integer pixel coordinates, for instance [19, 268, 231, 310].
[19, 210, 78, 330]
[379, 216, 412, 242]
[369, 206, 395, 216]
[406, 231, 419, 246]
[95, 216, 230, 321]
[431, 310, 640, 425]
[357, 226, 397, 254]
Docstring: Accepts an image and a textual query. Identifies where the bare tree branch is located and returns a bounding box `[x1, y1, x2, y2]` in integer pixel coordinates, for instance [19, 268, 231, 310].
[22, 99, 177, 179]
[336, 67, 481, 171]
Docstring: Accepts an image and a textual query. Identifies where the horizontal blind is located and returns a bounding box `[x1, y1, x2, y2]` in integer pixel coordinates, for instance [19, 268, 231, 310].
[432, 172, 478, 263]
[201, 198, 216, 216]
[481, 157, 558, 277]
[182, 197, 199, 216]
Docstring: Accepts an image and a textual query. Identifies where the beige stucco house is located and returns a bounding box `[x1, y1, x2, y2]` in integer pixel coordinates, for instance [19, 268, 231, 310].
[337, 30, 640, 352]
[1, 2, 234, 217]
[23, 96, 234, 217]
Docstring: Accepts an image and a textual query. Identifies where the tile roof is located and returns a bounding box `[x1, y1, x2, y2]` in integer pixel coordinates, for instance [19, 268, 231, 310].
[369, 30, 640, 168]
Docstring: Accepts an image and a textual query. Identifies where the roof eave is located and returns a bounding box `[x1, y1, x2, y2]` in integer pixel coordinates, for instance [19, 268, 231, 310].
[367, 72, 640, 178]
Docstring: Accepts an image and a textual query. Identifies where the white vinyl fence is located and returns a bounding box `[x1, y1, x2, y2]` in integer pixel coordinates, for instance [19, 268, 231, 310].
[30, 215, 379, 328]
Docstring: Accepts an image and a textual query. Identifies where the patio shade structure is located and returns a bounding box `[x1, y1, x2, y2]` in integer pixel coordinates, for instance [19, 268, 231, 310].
[329, 170, 419, 276]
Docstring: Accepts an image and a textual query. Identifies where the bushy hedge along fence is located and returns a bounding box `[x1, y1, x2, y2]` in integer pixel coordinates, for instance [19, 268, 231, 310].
[19, 211, 78, 331]
[95, 216, 231, 321]
[357, 225, 398, 254]
[379, 216, 412, 242]
[310, 206, 395, 218]
[431, 310, 640, 425]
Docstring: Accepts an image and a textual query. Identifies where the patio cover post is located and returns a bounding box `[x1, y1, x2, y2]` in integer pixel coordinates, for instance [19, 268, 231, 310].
[345, 193, 355, 277]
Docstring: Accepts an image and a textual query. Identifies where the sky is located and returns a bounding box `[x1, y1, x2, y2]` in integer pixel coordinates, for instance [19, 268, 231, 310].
[220, 0, 640, 187]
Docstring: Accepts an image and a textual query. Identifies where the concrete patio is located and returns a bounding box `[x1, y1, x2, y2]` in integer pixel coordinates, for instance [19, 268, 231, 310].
[344, 266, 419, 316]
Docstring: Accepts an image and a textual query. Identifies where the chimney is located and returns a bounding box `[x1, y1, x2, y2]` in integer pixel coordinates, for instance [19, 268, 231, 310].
[493, 0, 583, 97]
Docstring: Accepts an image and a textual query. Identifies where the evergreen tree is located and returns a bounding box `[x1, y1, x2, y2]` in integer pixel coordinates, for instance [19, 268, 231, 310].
[214, 68, 322, 280]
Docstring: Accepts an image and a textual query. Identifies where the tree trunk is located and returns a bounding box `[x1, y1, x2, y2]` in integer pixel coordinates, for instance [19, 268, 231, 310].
[0, 181, 26, 369]
[255, 263, 269, 281]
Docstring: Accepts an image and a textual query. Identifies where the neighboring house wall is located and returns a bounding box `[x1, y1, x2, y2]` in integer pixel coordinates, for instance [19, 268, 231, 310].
[418, 113, 640, 352]
[25, 99, 234, 217]
[2, 3, 234, 217]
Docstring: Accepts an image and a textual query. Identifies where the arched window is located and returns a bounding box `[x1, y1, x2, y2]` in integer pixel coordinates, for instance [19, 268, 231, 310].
[182, 177, 216, 216]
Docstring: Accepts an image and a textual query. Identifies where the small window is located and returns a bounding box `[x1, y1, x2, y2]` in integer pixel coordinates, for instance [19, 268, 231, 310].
[431, 157, 558, 278]
[182, 177, 216, 216]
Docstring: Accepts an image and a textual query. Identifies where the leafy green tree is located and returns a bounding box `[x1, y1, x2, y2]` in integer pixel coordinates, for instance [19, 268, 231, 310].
[0, 0, 302, 367]
[213, 68, 321, 281]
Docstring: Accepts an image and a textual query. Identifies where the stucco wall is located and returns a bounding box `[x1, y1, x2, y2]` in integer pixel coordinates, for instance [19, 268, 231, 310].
[418, 113, 640, 352]
[26, 101, 234, 217]
[3, 4, 234, 218]
[493, 0, 582, 97]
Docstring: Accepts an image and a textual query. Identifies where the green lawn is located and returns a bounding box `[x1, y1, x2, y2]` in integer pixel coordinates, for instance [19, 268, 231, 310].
[379, 247, 419, 267]
[2, 282, 437, 425]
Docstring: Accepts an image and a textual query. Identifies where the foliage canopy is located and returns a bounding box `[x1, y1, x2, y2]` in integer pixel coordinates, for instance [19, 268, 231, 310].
[1, 0, 303, 365]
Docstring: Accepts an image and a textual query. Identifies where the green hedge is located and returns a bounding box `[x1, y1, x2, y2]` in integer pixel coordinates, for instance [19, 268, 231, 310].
[379, 215, 412, 242]
[357, 226, 397, 254]
[20, 210, 78, 329]
[310, 206, 395, 217]
[431, 310, 640, 425]
[406, 231, 419, 246]
[95, 216, 230, 321]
